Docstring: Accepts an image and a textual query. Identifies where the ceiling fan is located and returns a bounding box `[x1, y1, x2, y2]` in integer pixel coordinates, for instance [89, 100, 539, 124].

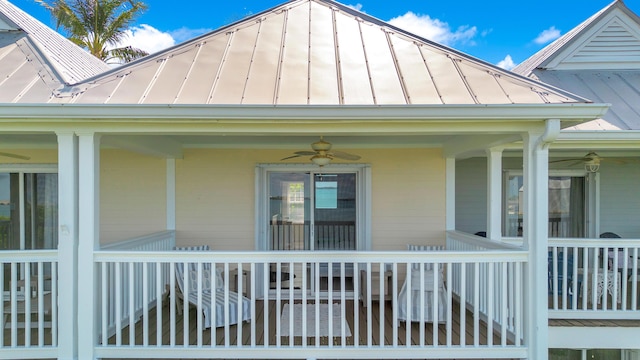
[549, 151, 638, 172]
[0, 151, 30, 160]
[281, 137, 361, 166]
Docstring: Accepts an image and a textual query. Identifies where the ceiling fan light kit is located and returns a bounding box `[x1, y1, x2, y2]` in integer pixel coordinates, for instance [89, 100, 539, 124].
[281, 136, 361, 167]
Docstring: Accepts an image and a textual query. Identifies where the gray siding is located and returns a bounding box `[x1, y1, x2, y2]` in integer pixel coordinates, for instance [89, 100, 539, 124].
[455, 157, 487, 234]
[599, 162, 640, 238]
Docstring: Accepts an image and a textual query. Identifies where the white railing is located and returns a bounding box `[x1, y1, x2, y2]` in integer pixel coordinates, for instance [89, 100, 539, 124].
[99, 231, 175, 340]
[446, 231, 524, 345]
[92, 250, 527, 359]
[0, 250, 58, 359]
[548, 238, 640, 319]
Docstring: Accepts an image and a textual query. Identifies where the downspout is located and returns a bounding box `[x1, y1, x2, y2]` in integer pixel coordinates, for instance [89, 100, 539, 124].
[528, 118, 560, 360]
[536, 118, 560, 150]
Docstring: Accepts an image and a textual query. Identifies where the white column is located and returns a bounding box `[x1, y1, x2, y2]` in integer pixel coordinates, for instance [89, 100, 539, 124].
[522, 119, 559, 360]
[445, 157, 456, 231]
[57, 132, 78, 360]
[486, 148, 503, 241]
[166, 159, 176, 230]
[77, 133, 101, 360]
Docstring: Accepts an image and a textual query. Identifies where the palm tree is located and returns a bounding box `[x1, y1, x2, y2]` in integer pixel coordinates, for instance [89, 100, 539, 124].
[36, 0, 149, 63]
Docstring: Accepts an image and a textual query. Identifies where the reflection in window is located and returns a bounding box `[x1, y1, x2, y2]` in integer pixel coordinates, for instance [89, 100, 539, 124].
[504, 175, 585, 238]
[315, 181, 337, 209]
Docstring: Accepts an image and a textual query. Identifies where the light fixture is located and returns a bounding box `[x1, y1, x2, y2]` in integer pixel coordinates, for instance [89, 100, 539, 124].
[584, 156, 600, 173]
[311, 154, 331, 166]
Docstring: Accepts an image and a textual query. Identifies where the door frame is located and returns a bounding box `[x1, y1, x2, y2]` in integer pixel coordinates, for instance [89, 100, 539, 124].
[255, 163, 371, 251]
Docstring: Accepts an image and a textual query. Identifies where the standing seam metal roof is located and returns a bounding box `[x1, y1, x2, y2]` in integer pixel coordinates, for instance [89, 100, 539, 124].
[0, 0, 109, 85]
[57, 0, 589, 105]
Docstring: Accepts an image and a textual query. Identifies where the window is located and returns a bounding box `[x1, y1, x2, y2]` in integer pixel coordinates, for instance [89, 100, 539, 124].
[0, 171, 58, 250]
[504, 171, 586, 238]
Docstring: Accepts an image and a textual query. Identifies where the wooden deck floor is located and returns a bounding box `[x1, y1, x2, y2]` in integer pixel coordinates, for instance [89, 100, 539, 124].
[105, 298, 508, 348]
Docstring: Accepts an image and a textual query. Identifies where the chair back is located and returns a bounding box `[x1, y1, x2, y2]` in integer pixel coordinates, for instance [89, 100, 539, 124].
[173, 245, 221, 295]
[407, 245, 445, 271]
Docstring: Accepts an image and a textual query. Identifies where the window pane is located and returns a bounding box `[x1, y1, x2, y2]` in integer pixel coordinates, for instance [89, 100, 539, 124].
[24, 173, 58, 249]
[503, 175, 585, 237]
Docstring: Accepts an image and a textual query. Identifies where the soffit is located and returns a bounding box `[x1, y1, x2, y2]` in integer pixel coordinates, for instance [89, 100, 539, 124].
[63, 0, 586, 105]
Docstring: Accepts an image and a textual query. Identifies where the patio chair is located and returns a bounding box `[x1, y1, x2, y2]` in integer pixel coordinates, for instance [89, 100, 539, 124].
[173, 246, 251, 328]
[547, 250, 575, 301]
[397, 245, 447, 324]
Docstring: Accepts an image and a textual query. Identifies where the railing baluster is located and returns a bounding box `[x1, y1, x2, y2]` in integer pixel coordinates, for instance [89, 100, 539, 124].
[129, 262, 135, 346]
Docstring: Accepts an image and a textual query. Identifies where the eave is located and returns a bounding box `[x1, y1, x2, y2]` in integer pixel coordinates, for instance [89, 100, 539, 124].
[0, 103, 609, 124]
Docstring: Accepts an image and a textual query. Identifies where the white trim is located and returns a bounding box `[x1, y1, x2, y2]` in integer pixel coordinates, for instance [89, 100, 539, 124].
[0, 164, 57, 172]
[0, 103, 609, 122]
[487, 148, 503, 241]
[166, 159, 176, 231]
[56, 132, 78, 360]
[77, 133, 101, 360]
[445, 158, 456, 231]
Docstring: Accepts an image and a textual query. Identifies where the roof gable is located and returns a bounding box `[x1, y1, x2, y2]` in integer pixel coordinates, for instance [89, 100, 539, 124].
[66, 0, 586, 105]
[515, 1, 640, 73]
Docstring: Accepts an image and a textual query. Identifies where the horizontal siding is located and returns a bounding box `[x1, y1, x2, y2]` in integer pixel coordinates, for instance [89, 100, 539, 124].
[100, 150, 167, 244]
[599, 162, 640, 238]
[455, 157, 487, 235]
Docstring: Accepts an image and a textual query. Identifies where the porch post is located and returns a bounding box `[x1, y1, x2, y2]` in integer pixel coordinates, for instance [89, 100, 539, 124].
[166, 159, 176, 231]
[57, 132, 79, 360]
[445, 157, 456, 231]
[522, 119, 559, 360]
[486, 147, 503, 241]
[77, 133, 101, 360]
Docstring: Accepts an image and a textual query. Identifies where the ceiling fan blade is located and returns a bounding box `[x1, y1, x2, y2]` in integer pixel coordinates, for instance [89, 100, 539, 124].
[330, 150, 361, 161]
[281, 151, 317, 161]
[0, 151, 30, 160]
[549, 158, 584, 164]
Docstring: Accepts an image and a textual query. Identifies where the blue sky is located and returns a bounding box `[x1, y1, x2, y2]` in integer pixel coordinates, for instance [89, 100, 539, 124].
[9, 0, 640, 69]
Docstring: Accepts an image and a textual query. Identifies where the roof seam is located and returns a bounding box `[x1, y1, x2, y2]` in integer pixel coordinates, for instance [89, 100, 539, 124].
[206, 31, 234, 104]
[273, 12, 288, 105]
[173, 42, 204, 104]
[385, 30, 410, 104]
[448, 55, 479, 104]
[331, 8, 344, 105]
[356, 18, 376, 105]
[242, 18, 265, 104]
[139, 58, 170, 104]
[416, 44, 445, 104]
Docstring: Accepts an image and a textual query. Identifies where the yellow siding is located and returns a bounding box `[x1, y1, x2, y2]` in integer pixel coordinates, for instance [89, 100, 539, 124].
[174, 148, 446, 251]
[0, 149, 57, 163]
[100, 150, 167, 244]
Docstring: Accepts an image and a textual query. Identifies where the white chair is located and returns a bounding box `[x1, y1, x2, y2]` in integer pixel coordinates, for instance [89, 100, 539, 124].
[397, 245, 447, 324]
[174, 246, 251, 328]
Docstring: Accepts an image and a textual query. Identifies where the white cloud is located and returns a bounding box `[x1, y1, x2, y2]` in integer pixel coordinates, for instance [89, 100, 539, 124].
[118, 24, 176, 55]
[496, 55, 516, 70]
[346, 3, 363, 11]
[534, 26, 561, 45]
[388, 12, 477, 46]
[170, 27, 213, 43]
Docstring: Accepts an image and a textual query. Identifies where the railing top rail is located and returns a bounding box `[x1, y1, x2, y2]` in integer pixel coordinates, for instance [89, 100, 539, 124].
[95, 249, 527, 263]
[0, 249, 58, 261]
[447, 230, 522, 250]
[101, 230, 176, 250]
[549, 237, 640, 247]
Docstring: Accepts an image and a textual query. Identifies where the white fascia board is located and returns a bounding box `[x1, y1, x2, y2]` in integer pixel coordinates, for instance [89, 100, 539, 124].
[550, 326, 640, 349]
[0, 103, 609, 122]
[553, 130, 640, 150]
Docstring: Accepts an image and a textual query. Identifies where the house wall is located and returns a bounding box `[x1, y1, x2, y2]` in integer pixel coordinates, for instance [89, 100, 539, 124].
[599, 161, 640, 238]
[172, 148, 446, 251]
[455, 157, 487, 234]
[100, 149, 167, 244]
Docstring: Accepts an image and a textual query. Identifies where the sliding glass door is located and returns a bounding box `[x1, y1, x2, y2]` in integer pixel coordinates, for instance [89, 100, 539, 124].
[265, 169, 360, 294]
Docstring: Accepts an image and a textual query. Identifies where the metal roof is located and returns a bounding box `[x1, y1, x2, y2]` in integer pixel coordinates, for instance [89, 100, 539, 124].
[57, 0, 588, 105]
[0, 0, 109, 89]
[514, 0, 640, 130]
